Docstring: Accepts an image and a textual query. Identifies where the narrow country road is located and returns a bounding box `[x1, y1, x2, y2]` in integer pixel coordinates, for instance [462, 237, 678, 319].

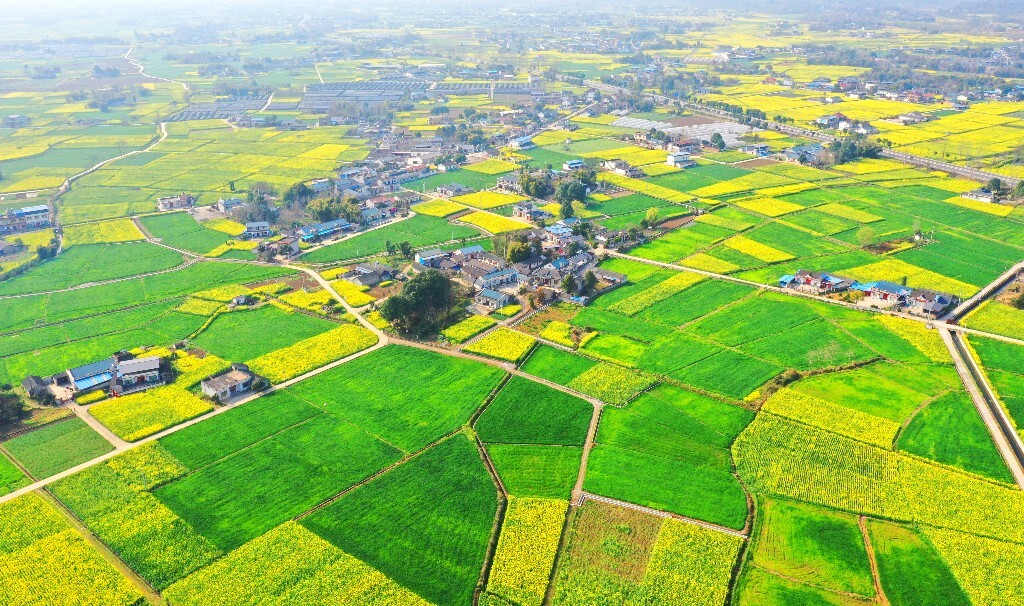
[941, 327, 1024, 488]
[69, 403, 131, 451]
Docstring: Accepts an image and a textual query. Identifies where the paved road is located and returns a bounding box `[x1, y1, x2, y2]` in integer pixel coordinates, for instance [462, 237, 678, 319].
[941, 327, 1024, 488]
[945, 260, 1024, 321]
[125, 46, 189, 91]
[69, 403, 131, 451]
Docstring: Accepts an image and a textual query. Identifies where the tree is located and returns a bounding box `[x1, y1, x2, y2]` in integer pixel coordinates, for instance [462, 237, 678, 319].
[645, 207, 659, 226]
[856, 226, 876, 248]
[559, 199, 575, 219]
[987, 177, 1004, 194]
[519, 171, 554, 198]
[506, 240, 532, 263]
[555, 180, 587, 205]
[398, 241, 413, 258]
[1014, 180, 1024, 198]
[710, 133, 726, 151]
[0, 391, 25, 427]
[583, 270, 598, 294]
[378, 270, 460, 336]
[228, 180, 235, 192]
[306, 197, 339, 222]
[283, 182, 313, 208]
[561, 274, 577, 295]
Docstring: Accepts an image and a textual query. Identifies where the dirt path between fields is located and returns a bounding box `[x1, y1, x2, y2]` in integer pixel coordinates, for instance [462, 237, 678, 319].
[0, 256, 197, 300]
[859, 516, 890, 606]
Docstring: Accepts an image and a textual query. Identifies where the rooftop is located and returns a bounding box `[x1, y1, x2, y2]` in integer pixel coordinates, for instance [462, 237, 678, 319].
[202, 369, 253, 392]
[118, 356, 161, 375]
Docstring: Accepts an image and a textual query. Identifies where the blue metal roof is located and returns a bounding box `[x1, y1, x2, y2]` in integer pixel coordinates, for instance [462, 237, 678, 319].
[68, 358, 114, 381]
[853, 281, 909, 295]
[479, 289, 506, 300]
[297, 219, 351, 239]
[74, 372, 113, 391]
[484, 268, 518, 279]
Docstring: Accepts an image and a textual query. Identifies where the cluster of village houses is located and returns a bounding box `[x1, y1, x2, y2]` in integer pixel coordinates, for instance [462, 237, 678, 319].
[779, 269, 958, 319]
[758, 74, 1024, 104]
[22, 350, 259, 405]
[412, 219, 628, 310]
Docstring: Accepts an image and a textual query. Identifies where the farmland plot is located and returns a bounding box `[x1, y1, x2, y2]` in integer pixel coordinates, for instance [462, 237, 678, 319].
[50, 446, 222, 589]
[139, 212, 230, 255]
[897, 391, 1014, 483]
[247, 323, 378, 383]
[584, 384, 751, 529]
[164, 522, 428, 605]
[487, 443, 583, 499]
[0, 242, 183, 296]
[1, 417, 113, 479]
[301, 436, 497, 606]
[191, 304, 336, 361]
[286, 345, 504, 451]
[551, 500, 741, 605]
[159, 390, 320, 469]
[476, 377, 592, 446]
[302, 215, 481, 263]
[751, 497, 875, 597]
[155, 411, 404, 551]
[733, 413, 1024, 542]
[487, 497, 567, 606]
[865, 520, 970, 606]
[90, 385, 214, 442]
[0, 493, 141, 606]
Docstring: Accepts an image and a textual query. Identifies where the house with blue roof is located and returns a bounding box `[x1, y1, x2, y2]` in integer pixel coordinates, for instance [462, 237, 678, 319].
[474, 267, 520, 290]
[455, 245, 484, 257]
[0, 204, 50, 234]
[58, 354, 165, 397]
[783, 270, 857, 295]
[297, 218, 353, 242]
[852, 281, 911, 302]
[414, 248, 448, 267]
[475, 288, 512, 310]
[66, 359, 116, 393]
[510, 136, 536, 150]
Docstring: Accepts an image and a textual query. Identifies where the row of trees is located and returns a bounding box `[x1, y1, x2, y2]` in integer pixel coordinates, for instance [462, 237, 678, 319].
[985, 177, 1024, 199]
[828, 138, 883, 165]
